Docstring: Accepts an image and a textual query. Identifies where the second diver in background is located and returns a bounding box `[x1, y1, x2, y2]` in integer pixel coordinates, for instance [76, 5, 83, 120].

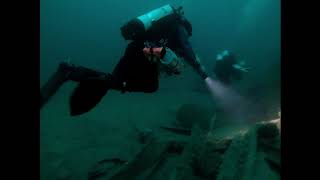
[213, 50, 250, 85]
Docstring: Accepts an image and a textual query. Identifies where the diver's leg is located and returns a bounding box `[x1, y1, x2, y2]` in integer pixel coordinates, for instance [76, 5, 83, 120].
[111, 41, 160, 93]
[40, 62, 111, 109]
[112, 59, 159, 93]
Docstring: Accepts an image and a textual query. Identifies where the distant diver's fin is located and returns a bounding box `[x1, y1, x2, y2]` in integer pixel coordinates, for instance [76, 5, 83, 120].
[69, 76, 112, 116]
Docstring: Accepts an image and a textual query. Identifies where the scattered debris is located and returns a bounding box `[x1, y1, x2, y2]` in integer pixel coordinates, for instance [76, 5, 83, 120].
[160, 126, 192, 136]
[137, 128, 155, 144]
[85, 117, 280, 180]
[88, 158, 127, 180]
[107, 137, 186, 180]
[129, 121, 155, 144]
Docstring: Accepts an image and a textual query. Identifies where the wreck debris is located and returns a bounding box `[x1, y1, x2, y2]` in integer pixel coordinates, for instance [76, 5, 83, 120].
[86, 117, 280, 180]
[169, 126, 206, 180]
[107, 137, 186, 180]
[87, 158, 127, 180]
[137, 128, 155, 144]
[217, 121, 280, 180]
[160, 126, 192, 136]
[129, 122, 155, 144]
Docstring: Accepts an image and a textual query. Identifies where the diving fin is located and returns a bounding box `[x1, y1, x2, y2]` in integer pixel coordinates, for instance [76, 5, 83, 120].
[69, 76, 112, 116]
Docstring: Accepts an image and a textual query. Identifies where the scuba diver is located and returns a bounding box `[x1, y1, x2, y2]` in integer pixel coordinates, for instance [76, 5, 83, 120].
[213, 50, 250, 85]
[40, 4, 209, 116]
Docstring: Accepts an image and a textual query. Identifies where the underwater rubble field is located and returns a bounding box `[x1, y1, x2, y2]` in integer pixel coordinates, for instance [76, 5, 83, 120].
[40, 81, 280, 180]
[40, 82, 210, 180]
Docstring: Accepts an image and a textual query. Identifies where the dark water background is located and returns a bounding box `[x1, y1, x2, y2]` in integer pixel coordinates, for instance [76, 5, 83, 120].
[41, 0, 280, 90]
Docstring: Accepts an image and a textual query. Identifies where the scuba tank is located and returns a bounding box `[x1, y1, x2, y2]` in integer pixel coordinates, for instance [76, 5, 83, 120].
[121, 4, 183, 40]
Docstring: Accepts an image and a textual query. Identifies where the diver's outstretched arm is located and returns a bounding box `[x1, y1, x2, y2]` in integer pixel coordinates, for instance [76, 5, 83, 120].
[40, 62, 109, 109]
[176, 25, 208, 79]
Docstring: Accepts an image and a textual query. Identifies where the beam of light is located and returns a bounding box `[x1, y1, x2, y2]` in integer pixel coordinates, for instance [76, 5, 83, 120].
[204, 77, 252, 124]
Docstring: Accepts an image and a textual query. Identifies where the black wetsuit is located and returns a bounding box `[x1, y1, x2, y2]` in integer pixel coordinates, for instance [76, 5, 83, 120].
[112, 14, 205, 93]
[40, 13, 206, 116]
